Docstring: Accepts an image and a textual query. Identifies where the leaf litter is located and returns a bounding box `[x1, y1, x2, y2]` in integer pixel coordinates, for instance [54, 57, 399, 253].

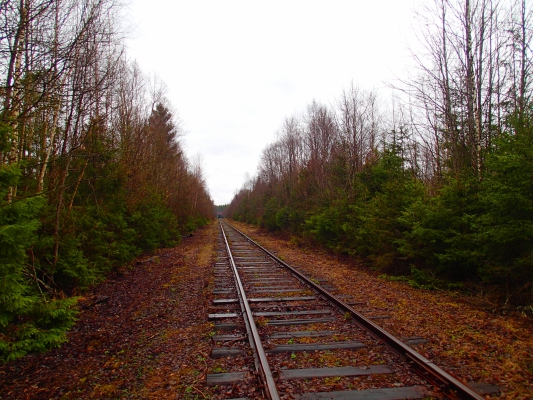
[230, 221, 533, 399]
[0, 223, 218, 399]
[1, 221, 532, 399]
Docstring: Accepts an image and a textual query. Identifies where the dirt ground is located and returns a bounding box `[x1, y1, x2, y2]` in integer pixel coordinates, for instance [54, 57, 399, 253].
[0, 222, 218, 399]
[0, 220, 531, 399]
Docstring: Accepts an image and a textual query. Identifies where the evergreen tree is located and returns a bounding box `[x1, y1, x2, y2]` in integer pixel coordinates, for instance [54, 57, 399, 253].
[476, 111, 533, 303]
[0, 161, 77, 362]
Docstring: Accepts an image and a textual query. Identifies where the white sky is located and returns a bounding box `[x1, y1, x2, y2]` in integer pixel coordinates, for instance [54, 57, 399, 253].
[125, 0, 420, 205]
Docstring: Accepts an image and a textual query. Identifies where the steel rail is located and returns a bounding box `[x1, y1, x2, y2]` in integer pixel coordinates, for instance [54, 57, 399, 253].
[219, 221, 280, 400]
[223, 220, 484, 400]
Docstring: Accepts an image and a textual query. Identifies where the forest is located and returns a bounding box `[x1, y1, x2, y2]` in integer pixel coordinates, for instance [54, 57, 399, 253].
[227, 0, 533, 309]
[0, 0, 214, 361]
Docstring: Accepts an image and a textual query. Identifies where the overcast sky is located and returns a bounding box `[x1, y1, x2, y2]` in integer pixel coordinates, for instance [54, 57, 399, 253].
[125, 0, 420, 205]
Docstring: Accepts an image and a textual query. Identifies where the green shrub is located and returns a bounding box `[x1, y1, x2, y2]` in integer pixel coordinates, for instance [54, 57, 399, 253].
[0, 165, 78, 362]
[130, 194, 179, 251]
[475, 112, 533, 302]
[397, 178, 481, 281]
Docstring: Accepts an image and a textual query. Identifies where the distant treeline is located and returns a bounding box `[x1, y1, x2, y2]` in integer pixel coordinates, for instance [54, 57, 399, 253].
[227, 0, 533, 308]
[0, 0, 213, 361]
[216, 204, 229, 217]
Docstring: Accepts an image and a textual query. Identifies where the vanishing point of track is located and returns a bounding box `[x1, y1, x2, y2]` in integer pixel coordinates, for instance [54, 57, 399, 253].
[206, 220, 486, 399]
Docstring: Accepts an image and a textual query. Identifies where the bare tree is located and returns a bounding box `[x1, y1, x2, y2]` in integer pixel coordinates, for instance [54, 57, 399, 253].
[336, 83, 381, 194]
[398, 0, 532, 179]
[303, 101, 337, 192]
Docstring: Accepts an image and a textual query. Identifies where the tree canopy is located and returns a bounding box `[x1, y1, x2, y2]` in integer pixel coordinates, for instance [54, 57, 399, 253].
[227, 0, 533, 308]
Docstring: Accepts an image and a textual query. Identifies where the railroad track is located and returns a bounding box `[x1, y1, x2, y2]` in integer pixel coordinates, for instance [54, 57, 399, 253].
[205, 220, 487, 399]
